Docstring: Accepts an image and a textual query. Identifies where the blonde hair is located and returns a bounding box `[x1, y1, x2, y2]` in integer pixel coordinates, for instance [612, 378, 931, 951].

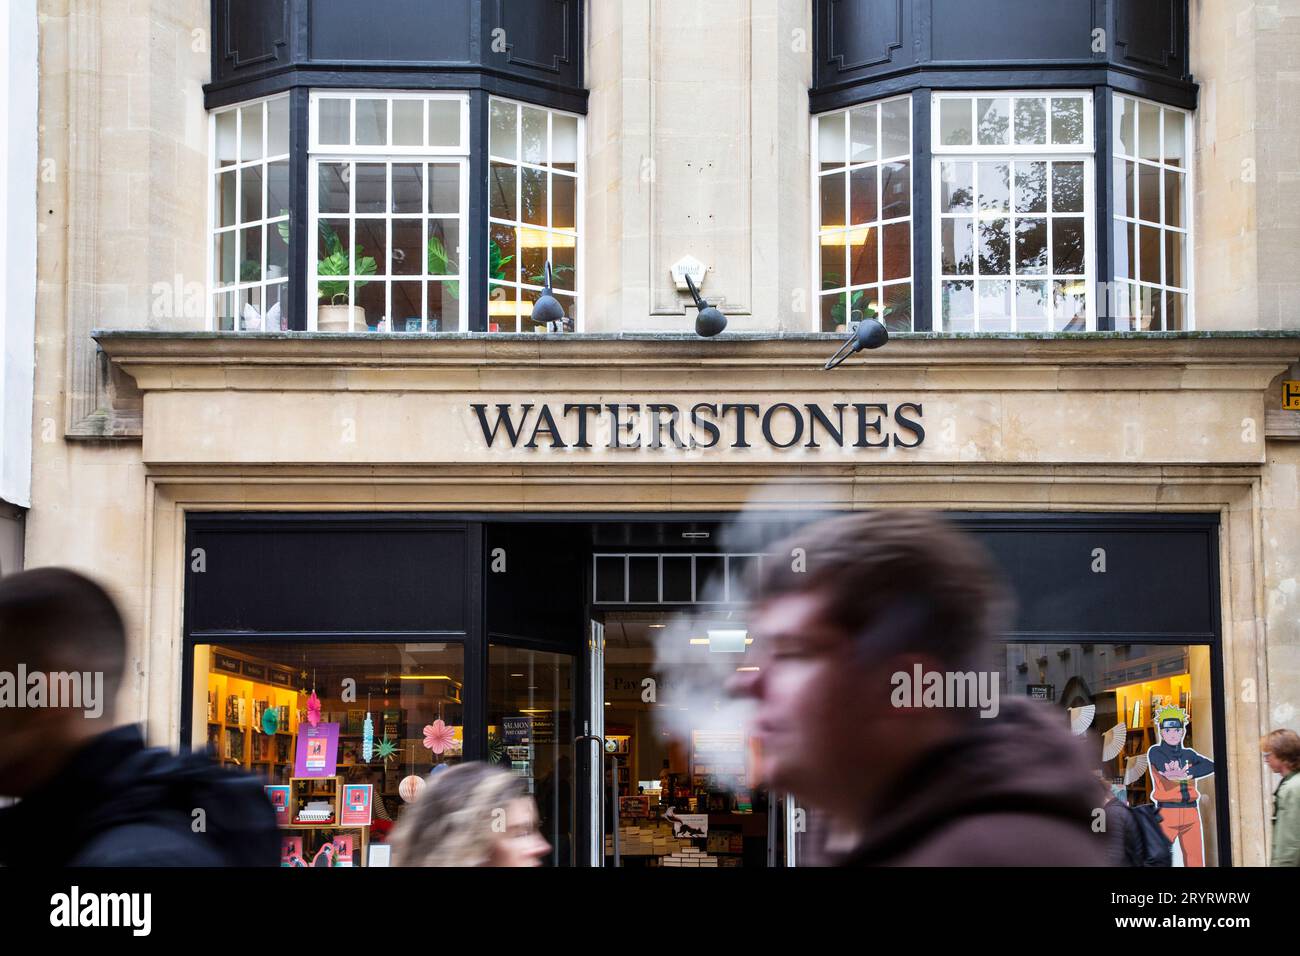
[388, 762, 528, 867]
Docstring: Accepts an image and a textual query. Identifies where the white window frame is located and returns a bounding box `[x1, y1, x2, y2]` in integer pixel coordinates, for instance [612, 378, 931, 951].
[308, 91, 471, 333]
[487, 96, 585, 333]
[931, 90, 1097, 332]
[1111, 93, 1194, 331]
[207, 93, 292, 332]
[810, 95, 915, 333]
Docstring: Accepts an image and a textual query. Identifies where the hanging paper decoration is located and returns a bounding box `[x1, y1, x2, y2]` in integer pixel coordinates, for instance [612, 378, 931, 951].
[423, 719, 456, 756]
[1101, 721, 1127, 762]
[373, 735, 398, 764]
[307, 690, 321, 727]
[362, 712, 374, 762]
[1124, 753, 1149, 786]
[261, 707, 280, 736]
[487, 733, 506, 765]
[398, 774, 426, 803]
[1068, 704, 1095, 736]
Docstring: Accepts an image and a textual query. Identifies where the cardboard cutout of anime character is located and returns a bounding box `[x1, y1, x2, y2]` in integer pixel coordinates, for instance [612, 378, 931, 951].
[1146, 705, 1215, 867]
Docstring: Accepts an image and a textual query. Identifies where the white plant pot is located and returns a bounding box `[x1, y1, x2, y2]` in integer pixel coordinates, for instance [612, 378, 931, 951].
[317, 303, 365, 332]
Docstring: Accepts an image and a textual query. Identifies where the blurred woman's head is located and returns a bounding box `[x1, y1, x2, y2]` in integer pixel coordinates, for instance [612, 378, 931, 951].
[1261, 729, 1300, 776]
[389, 762, 551, 867]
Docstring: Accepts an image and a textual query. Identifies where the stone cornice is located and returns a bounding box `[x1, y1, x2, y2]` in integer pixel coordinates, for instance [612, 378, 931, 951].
[96, 330, 1300, 394]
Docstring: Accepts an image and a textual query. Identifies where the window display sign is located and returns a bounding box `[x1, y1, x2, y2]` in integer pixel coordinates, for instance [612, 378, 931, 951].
[294, 722, 339, 777]
[503, 716, 532, 744]
[341, 784, 374, 826]
[264, 784, 291, 822]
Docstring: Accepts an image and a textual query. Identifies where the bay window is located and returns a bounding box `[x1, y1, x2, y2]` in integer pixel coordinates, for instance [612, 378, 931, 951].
[932, 92, 1095, 332]
[815, 96, 914, 333]
[309, 92, 470, 333]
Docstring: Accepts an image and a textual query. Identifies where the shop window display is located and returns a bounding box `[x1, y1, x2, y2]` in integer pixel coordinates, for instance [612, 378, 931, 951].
[192, 642, 465, 867]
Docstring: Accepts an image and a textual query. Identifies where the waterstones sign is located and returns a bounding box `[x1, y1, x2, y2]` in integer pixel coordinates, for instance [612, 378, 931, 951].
[470, 401, 925, 452]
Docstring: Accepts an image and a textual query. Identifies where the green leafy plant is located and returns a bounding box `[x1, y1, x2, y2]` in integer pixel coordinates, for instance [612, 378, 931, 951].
[829, 290, 892, 327]
[427, 237, 515, 301]
[316, 220, 377, 305]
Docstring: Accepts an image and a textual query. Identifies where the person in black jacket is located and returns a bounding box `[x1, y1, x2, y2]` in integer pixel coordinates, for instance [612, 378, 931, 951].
[0, 568, 278, 866]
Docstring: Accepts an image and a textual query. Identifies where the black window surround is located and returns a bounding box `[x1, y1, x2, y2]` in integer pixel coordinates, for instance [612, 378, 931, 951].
[813, 0, 1197, 332]
[205, 0, 586, 332]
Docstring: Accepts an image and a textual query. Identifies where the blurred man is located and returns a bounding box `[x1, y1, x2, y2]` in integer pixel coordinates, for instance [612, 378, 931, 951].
[729, 510, 1105, 866]
[0, 568, 278, 865]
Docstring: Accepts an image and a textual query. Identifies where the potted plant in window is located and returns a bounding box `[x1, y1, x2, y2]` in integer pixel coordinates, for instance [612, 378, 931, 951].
[316, 221, 378, 332]
[426, 235, 515, 332]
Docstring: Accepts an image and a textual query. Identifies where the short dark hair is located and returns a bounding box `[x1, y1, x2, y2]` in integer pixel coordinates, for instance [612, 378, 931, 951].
[754, 510, 1013, 670]
[0, 568, 126, 701]
[1263, 729, 1300, 772]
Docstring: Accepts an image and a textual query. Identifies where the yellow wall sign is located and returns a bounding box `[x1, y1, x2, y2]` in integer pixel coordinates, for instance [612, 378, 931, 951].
[1284, 381, 1300, 410]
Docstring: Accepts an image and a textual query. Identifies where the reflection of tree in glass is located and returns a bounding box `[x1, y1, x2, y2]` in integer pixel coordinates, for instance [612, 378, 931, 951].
[977, 108, 1009, 146]
[1013, 100, 1046, 144]
[1052, 101, 1085, 144]
[1052, 162, 1085, 211]
[979, 218, 1011, 275]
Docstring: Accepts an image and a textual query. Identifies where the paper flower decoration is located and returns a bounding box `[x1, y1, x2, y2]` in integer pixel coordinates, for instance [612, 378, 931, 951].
[1101, 721, 1127, 762]
[398, 774, 426, 803]
[1124, 753, 1149, 786]
[362, 712, 374, 762]
[261, 708, 280, 736]
[373, 735, 398, 764]
[423, 719, 456, 756]
[307, 690, 321, 728]
[1068, 704, 1095, 737]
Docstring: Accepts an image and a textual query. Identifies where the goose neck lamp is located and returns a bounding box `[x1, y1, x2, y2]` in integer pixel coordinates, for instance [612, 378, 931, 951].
[824, 315, 889, 370]
[528, 262, 572, 333]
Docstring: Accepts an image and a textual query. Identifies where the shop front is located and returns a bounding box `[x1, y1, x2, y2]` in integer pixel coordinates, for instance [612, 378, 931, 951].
[98, 331, 1298, 866]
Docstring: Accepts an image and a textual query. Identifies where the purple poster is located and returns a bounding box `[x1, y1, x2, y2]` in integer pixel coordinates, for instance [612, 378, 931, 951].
[294, 722, 339, 778]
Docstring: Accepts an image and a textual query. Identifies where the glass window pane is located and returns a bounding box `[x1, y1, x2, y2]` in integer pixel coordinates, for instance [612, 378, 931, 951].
[1135, 284, 1162, 330]
[355, 99, 388, 147]
[318, 219, 350, 273]
[1114, 158, 1136, 220]
[978, 218, 1011, 275]
[216, 109, 238, 167]
[1163, 109, 1185, 168]
[849, 165, 878, 225]
[429, 100, 462, 149]
[552, 113, 578, 171]
[939, 160, 973, 213]
[240, 165, 264, 223]
[354, 163, 387, 214]
[391, 163, 423, 214]
[1164, 170, 1185, 228]
[849, 105, 877, 163]
[490, 100, 517, 159]
[1139, 224, 1161, 284]
[819, 233, 848, 291]
[429, 163, 461, 216]
[267, 161, 290, 219]
[390, 281, 422, 331]
[1115, 95, 1138, 156]
[267, 97, 289, 156]
[239, 225, 263, 282]
[391, 219, 423, 276]
[1138, 101, 1161, 163]
[880, 98, 910, 158]
[1053, 279, 1088, 330]
[979, 279, 1011, 330]
[1053, 217, 1086, 274]
[818, 113, 846, 171]
[978, 162, 1010, 212]
[522, 107, 548, 165]
[1015, 161, 1047, 214]
[1051, 97, 1085, 145]
[821, 291, 855, 331]
[490, 223, 518, 284]
[940, 97, 972, 147]
[881, 160, 910, 219]
[217, 169, 237, 228]
[1052, 161, 1085, 212]
[426, 219, 461, 277]
[1015, 218, 1048, 275]
[820, 171, 846, 229]
[1113, 219, 1135, 281]
[393, 99, 424, 147]
[849, 228, 879, 286]
[1165, 231, 1185, 289]
[267, 220, 289, 277]
[552, 173, 576, 231]
[941, 280, 975, 331]
[941, 218, 975, 275]
[550, 237, 576, 291]
[490, 161, 517, 220]
[318, 163, 350, 215]
[318, 98, 350, 146]
[215, 230, 238, 286]
[977, 97, 1011, 146]
[520, 167, 547, 226]
[1016, 279, 1048, 331]
[882, 221, 910, 281]
[1138, 164, 1160, 223]
[240, 104, 264, 162]
[427, 279, 453, 332]
[1013, 97, 1047, 146]
[354, 271, 385, 328]
[1165, 290, 1187, 330]
[882, 281, 912, 332]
